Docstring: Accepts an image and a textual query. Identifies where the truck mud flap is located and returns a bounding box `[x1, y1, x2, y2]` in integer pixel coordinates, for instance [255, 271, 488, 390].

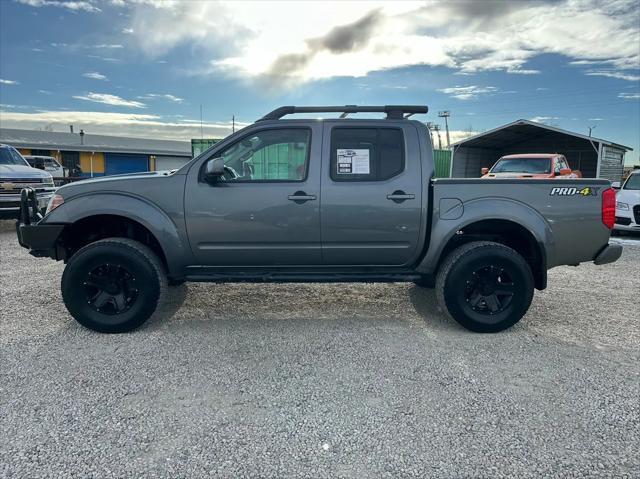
[593, 243, 623, 265]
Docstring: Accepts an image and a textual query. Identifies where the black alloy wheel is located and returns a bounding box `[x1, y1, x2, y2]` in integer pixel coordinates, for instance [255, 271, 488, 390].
[464, 265, 514, 315]
[84, 263, 139, 315]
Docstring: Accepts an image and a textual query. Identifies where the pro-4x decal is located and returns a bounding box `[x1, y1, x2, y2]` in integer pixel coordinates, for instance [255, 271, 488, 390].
[550, 186, 600, 196]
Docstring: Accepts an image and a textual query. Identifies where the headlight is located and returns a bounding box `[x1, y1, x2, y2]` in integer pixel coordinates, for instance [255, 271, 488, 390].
[45, 194, 64, 215]
[616, 201, 629, 210]
[43, 177, 54, 187]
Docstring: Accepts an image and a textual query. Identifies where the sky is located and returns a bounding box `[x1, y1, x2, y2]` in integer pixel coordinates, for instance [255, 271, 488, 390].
[0, 0, 639, 164]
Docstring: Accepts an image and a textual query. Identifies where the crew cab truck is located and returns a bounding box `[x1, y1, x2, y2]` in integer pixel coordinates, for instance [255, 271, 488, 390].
[16, 105, 622, 334]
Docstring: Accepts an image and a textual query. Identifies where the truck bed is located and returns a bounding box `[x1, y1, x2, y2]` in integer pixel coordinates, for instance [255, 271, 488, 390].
[426, 178, 612, 271]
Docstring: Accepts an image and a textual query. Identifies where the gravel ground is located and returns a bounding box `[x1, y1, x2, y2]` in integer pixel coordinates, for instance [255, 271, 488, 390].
[1, 221, 639, 478]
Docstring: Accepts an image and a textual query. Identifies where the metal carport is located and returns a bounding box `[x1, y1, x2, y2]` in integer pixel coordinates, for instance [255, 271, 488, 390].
[450, 120, 632, 181]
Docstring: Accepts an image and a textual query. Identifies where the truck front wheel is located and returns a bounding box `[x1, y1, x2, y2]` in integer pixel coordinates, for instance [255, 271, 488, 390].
[61, 238, 167, 333]
[436, 241, 534, 333]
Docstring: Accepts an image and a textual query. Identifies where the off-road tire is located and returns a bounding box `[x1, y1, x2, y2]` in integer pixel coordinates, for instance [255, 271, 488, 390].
[436, 241, 534, 333]
[61, 238, 167, 333]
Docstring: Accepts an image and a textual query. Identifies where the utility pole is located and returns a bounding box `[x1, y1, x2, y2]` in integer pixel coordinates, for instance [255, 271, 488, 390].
[200, 105, 204, 140]
[433, 124, 443, 150]
[426, 122, 435, 147]
[438, 110, 451, 148]
[232, 115, 235, 133]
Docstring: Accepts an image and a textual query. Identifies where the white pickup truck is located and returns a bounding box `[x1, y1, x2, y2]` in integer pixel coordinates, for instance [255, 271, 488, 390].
[0, 144, 56, 219]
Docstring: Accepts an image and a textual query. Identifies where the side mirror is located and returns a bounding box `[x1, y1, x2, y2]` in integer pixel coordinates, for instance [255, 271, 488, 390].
[203, 157, 225, 183]
[481, 167, 489, 175]
[559, 168, 571, 176]
[611, 181, 621, 189]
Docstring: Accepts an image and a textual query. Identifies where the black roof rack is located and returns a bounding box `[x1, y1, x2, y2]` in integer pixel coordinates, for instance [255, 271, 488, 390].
[258, 105, 428, 121]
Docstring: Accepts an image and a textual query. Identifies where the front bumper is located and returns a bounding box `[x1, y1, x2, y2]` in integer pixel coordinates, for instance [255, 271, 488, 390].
[0, 190, 54, 218]
[16, 188, 64, 257]
[593, 243, 623, 265]
[614, 206, 640, 232]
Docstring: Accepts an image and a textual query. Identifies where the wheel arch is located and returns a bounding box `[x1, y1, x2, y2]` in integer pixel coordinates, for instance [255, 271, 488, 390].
[44, 193, 187, 276]
[418, 198, 553, 290]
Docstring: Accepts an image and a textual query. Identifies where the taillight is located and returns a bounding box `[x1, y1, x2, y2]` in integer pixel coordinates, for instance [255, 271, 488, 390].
[601, 187, 615, 229]
[46, 194, 64, 215]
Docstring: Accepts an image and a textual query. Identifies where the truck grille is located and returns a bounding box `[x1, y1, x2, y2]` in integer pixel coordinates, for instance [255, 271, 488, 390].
[634, 205, 640, 225]
[0, 200, 21, 209]
[0, 178, 45, 195]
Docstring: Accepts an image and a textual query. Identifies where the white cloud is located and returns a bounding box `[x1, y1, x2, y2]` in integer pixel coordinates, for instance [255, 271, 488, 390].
[586, 70, 640, 82]
[16, 0, 101, 13]
[619, 92, 640, 100]
[87, 55, 121, 63]
[72, 92, 146, 108]
[82, 71, 108, 81]
[428, 128, 479, 146]
[530, 116, 561, 124]
[114, 0, 639, 86]
[138, 93, 184, 103]
[93, 44, 124, 49]
[437, 85, 498, 100]
[38, 90, 52, 94]
[0, 109, 244, 140]
[0, 104, 31, 110]
[122, 27, 134, 34]
[0, 79, 19, 85]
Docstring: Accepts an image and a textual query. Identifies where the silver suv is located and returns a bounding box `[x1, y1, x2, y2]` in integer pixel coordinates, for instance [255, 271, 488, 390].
[0, 144, 56, 219]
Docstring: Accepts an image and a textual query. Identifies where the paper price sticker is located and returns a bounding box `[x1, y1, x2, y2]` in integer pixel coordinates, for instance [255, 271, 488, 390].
[337, 149, 370, 174]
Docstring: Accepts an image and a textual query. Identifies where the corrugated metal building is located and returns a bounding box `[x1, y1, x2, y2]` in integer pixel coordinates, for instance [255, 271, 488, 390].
[432, 149, 451, 178]
[0, 128, 192, 177]
[450, 120, 632, 181]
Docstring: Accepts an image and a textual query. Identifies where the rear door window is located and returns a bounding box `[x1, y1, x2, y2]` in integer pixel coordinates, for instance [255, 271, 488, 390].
[330, 128, 404, 181]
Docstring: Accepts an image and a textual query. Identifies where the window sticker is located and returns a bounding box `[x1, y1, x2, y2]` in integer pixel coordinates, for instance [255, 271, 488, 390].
[337, 149, 370, 174]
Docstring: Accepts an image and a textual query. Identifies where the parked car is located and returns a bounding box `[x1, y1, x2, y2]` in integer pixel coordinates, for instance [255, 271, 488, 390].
[0, 144, 56, 219]
[481, 153, 582, 179]
[612, 169, 640, 233]
[24, 155, 67, 182]
[16, 105, 621, 334]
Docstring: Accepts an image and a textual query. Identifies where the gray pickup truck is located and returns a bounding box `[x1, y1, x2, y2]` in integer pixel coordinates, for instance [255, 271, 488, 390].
[16, 105, 622, 334]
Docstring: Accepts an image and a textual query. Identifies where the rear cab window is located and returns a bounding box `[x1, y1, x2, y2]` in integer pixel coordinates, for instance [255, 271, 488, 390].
[330, 128, 405, 181]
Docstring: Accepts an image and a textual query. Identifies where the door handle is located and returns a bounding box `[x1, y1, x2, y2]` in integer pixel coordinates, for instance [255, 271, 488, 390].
[288, 191, 317, 204]
[387, 190, 415, 203]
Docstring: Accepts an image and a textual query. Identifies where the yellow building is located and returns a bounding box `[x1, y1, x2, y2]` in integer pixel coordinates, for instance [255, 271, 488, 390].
[3, 128, 191, 177]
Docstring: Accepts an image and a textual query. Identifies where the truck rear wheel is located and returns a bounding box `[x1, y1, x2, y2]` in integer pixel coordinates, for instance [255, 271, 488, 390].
[436, 241, 534, 333]
[61, 238, 167, 333]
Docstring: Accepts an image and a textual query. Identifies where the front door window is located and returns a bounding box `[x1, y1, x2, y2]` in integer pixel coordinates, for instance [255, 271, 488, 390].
[218, 129, 310, 182]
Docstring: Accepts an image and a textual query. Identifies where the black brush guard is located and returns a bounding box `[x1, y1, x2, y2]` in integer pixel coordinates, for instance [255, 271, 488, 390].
[19, 187, 43, 226]
[16, 188, 64, 255]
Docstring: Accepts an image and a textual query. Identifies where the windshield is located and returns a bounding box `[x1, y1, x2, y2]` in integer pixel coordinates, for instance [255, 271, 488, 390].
[623, 173, 640, 190]
[491, 157, 551, 174]
[0, 147, 29, 166]
[26, 157, 59, 168]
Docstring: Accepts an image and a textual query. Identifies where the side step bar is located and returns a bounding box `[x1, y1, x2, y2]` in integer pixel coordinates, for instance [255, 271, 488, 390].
[185, 271, 423, 283]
